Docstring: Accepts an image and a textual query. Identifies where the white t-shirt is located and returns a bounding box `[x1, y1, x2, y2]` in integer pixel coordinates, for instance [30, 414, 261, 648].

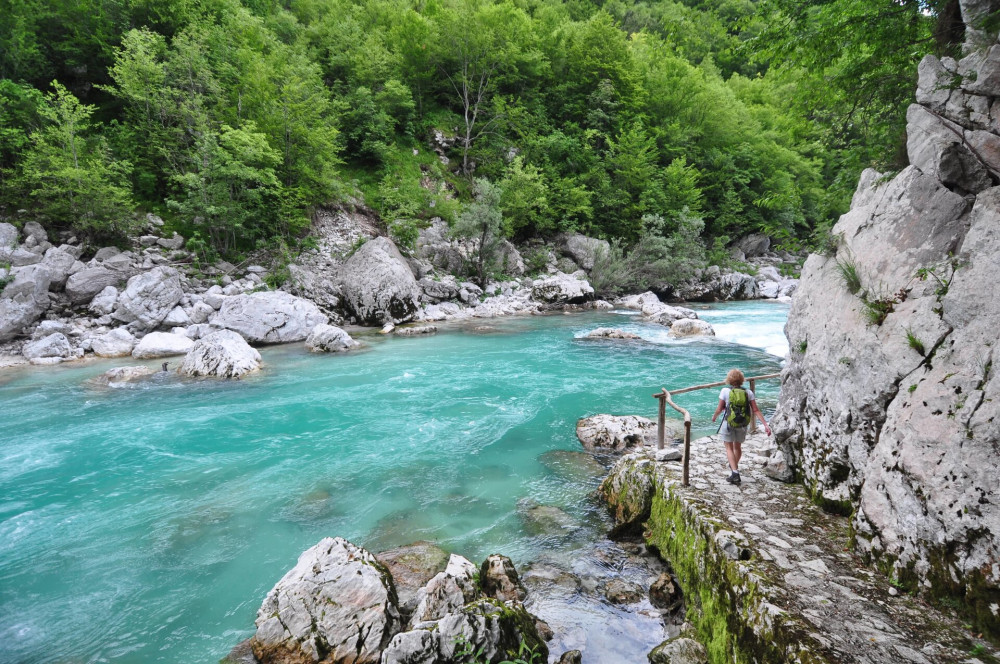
[718, 386, 755, 434]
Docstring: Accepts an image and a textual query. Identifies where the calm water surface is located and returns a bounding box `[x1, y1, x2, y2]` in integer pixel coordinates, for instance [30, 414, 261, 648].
[0, 301, 787, 664]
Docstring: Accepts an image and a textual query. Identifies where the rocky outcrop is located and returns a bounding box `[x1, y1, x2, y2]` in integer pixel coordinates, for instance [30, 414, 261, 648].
[338, 236, 421, 325]
[774, 16, 1000, 638]
[559, 233, 609, 271]
[131, 332, 194, 359]
[675, 271, 759, 302]
[212, 291, 327, 344]
[376, 542, 450, 617]
[250, 538, 546, 664]
[180, 330, 261, 378]
[304, 324, 359, 352]
[251, 537, 401, 664]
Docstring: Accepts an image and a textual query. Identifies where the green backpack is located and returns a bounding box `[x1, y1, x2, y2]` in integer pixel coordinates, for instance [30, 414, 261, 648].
[726, 387, 751, 428]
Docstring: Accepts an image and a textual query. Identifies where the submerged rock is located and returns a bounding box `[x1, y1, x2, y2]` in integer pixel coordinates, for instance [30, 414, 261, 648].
[584, 327, 641, 340]
[180, 330, 260, 378]
[93, 365, 157, 387]
[394, 325, 437, 337]
[251, 537, 402, 664]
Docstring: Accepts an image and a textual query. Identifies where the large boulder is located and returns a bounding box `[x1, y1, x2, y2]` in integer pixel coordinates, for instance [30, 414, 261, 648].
[132, 332, 195, 359]
[577, 414, 681, 452]
[212, 291, 327, 344]
[668, 319, 715, 338]
[39, 247, 78, 290]
[88, 286, 119, 316]
[92, 365, 157, 387]
[180, 330, 261, 378]
[530, 272, 594, 304]
[23, 332, 75, 365]
[599, 454, 657, 536]
[0, 265, 51, 342]
[735, 233, 771, 258]
[648, 636, 709, 664]
[0, 222, 17, 260]
[906, 104, 992, 193]
[560, 233, 610, 271]
[338, 236, 421, 325]
[66, 267, 121, 304]
[251, 537, 402, 664]
[304, 324, 359, 353]
[114, 266, 184, 330]
[91, 328, 137, 358]
[479, 555, 526, 603]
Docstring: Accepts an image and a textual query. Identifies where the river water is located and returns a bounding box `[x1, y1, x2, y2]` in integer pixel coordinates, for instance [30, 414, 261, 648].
[0, 301, 787, 664]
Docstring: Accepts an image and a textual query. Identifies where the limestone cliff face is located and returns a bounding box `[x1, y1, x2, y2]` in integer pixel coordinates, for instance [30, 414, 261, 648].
[773, 1, 1000, 636]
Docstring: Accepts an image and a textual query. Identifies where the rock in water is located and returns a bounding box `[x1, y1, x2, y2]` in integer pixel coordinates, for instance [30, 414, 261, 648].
[409, 554, 479, 624]
[92, 365, 156, 387]
[338, 236, 421, 325]
[180, 330, 261, 378]
[132, 332, 195, 359]
[649, 573, 682, 612]
[304, 324, 359, 352]
[212, 291, 327, 344]
[114, 266, 184, 330]
[576, 414, 679, 452]
[648, 636, 709, 664]
[584, 328, 641, 340]
[668, 319, 715, 338]
[251, 537, 401, 664]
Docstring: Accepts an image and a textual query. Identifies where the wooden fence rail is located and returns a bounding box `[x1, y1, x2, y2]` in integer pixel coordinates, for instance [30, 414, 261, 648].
[652, 373, 781, 487]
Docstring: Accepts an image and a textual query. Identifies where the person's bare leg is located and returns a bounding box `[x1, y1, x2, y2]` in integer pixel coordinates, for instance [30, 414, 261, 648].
[733, 441, 743, 470]
[725, 442, 739, 472]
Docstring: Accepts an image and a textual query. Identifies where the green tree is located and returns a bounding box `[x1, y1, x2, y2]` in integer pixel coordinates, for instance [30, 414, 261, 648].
[17, 82, 135, 239]
[452, 177, 504, 288]
[499, 156, 550, 239]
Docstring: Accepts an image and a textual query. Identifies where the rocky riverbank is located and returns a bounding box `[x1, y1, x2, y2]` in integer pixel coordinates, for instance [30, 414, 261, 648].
[0, 211, 797, 371]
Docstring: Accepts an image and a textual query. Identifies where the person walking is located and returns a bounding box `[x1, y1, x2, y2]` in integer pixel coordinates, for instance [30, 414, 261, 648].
[711, 369, 771, 484]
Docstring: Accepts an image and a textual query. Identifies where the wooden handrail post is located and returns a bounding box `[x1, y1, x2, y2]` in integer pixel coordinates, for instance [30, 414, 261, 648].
[749, 378, 757, 433]
[657, 390, 666, 450]
[682, 419, 691, 486]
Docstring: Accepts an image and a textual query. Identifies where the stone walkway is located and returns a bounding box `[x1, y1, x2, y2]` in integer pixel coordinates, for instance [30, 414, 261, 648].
[614, 432, 998, 663]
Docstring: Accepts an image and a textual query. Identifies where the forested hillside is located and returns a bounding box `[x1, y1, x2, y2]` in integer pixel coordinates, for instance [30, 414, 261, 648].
[0, 0, 962, 264]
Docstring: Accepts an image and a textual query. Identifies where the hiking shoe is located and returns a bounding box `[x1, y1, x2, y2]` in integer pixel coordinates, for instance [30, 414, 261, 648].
[732, 472, 742, 485]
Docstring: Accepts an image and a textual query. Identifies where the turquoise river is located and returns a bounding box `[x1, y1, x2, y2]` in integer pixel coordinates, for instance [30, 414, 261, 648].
[0, 301, 787, 664]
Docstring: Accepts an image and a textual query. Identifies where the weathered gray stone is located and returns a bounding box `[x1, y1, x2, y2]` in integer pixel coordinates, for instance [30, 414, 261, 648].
[162, 305, 191, 327]
[418, 275, 460, 302]
[23, 332, 73, 364]
[251, 537, 401, 664]
[180, 330, 260, 378]
[376, 542, 450, 618]
[410, 554, 479, 624]
[648, 636, 709, 664]
[916, 55, 955, 113]
[92, 246, 121, 262]
[189, 301, 215, 324]
[113, 267, 184, 330]
[584, 327, 641, 340]
[649, 573, 682, 612]
[0, 223, 17, 252]
[560, 233, 610, 271]
[394, 325, 437, 337]
[304, 323, 358, 352]
[39, 247, 77, 290]
[212, 291, 327, 344]
[91, 328, 137, 358]
[531, 272, 594, 304]
[338, 236, 421, 325]
[9, 248, 42, 267]
[88, 286, 118, 316]
[132, 331, 194, 359]
[66, 267, 121, 304]
[736, 233, 770, 258]
[0, 265, 51, 341]
[497, 240, 525, 276]
[480, 554, 526, 602]
[668, 319, 715, 338]
[157, 233, 184, 250]
[960, 0, 1000, 50]
[92, 365, 157, 387]
[22, 221, 47, 244]
[906, 104, 992, 192]
[577, 414, 678, 452]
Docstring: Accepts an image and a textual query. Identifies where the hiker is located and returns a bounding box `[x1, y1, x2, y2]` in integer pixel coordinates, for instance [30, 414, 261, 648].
[710, 368, 771, 485]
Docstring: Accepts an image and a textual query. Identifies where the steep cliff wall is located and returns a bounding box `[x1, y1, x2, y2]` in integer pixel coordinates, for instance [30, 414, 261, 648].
[773, 1, 1000, 638]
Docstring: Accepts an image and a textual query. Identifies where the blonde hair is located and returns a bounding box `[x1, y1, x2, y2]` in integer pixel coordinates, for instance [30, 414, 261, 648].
[726, 369, 745, 387]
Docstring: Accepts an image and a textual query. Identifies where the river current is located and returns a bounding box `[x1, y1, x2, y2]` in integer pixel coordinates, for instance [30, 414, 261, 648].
[0, 301, 787, 664]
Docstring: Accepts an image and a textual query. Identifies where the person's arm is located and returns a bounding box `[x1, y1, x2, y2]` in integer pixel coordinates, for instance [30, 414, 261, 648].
[751, 400, 772, 435]
[711, 399, 726, 422]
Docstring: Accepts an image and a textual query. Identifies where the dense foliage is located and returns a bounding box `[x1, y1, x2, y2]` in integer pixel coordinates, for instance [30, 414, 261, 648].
[0, 0, 960, 263]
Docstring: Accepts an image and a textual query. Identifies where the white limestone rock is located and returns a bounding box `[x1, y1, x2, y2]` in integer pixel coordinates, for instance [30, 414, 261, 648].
[23, 332, 74, 364]
[0, 264, 51, 342]
[92, 365, 157, 387]
[530, 272, 594, 304]
[211, 291, 327, 344]
[180, 330, 260, 378]
[584, 328, 641, 340]
[88, 286, 118, 316]
[576, 414, 682, 452]
[250, 537, 401, 664]
[132, 332, 194, 359]
[906, 104, 992, 193]
[162, 305, 191, 327]
[668, 318, 715, 338]
[114, 266, 184, 330]
[66, 267, 121, 305]
[409, 554, 479, 624]
[338, 236, 422, 325]
[91, 328, 137, 358]
[304, 324, 359, 352]
[560, 233, 610, 271]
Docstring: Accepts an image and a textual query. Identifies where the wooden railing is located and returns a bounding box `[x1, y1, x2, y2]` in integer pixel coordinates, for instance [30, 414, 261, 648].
[652, 373, 781, 487]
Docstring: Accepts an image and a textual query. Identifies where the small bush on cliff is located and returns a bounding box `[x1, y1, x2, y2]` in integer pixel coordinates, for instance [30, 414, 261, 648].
[836, 258, 862, 295]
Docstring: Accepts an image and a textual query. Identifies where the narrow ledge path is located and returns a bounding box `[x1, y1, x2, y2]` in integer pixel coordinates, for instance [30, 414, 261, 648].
[605, 431, 998, 663]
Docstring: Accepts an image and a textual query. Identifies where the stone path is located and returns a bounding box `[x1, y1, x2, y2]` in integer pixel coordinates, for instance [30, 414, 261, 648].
[613, 432, 998, 663]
